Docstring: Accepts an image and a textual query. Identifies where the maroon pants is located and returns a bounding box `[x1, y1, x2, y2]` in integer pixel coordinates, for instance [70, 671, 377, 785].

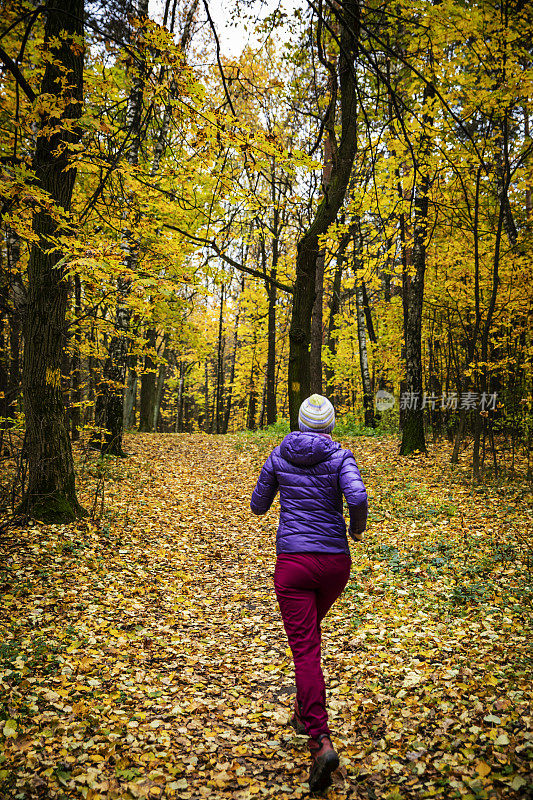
[274, 552, 351, 739]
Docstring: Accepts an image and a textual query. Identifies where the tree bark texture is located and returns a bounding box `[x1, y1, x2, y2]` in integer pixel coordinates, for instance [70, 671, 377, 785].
[70, 274, 82, 440]
[324, 228, 351, 391]
[152, 335, 169, 431]
[96, 0, 148, 455]
[203, 359, 210, 432]
[355, 274, 375, 428]
[266, 275, 277, 425]
[21, 0, 85, 520]
[139, 327, 157, 431]
[215, 285, 225, 433]
[399, 83, 435, 456]
[1, 229, 23, 424]
[310, 251, 325, 394]
[264, 210, 279, 426]
[123, 365, 137, 429]
[223, 278, 244, 434]
[310, 111, 335, 395]
[246, 333, 258, 431]
[288, 0, 359, 429]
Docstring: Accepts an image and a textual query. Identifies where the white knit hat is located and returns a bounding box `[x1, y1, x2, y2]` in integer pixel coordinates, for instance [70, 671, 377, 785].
[298, 394, 336, 433]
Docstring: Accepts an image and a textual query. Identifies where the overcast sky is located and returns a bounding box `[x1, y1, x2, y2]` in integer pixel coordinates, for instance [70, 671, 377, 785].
[150, 0, 304, 57]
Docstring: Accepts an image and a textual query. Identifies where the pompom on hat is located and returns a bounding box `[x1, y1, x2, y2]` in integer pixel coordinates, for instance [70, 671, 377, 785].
[298, 394, 336, 434]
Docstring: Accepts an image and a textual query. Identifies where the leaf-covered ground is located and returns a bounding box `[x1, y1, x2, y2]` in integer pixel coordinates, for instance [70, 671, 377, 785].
[1, 433, 532, 800]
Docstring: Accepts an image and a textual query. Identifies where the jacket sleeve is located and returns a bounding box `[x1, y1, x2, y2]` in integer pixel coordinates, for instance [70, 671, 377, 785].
[339, 450, 368, 535]
[250, 452, 279, 515]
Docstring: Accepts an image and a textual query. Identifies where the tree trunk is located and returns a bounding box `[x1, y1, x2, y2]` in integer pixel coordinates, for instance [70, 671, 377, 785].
[139, 327, 157, 431]
[21, 0, 85, 520]
[203, 359, 211, 432]
[223, 279, 244, 434]
[0, 310, 8, 425]
[152, 336, 169, 431]
[266, 233, 278, 426]
[123, 365, 137, 429]
[525, 105, 532, 219]
[265, 276, 278, 425]
[361, 281, 377, 344]
[175, 367, 185, 433]
[247, 380, 258, 431]
[247, 335, 258, 431]
[71, 273, 82, 441]
[288, 0, 359, 429]
[5, 229, 23, 424]
[473, 158, 505, 479]
[310, 251, 325, 394]
[96, 0, 148, 455]
[324, 228, 350, 390]
[399, 83, 435, 456]
[259, 373, 267, 429]
[355, 266, 375, 428]
[215, 285, 225, 433]
[310, 121, 335, 396]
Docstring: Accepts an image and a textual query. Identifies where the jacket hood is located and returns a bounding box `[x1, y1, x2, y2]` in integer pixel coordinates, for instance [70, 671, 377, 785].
[280, 431, 340, 466]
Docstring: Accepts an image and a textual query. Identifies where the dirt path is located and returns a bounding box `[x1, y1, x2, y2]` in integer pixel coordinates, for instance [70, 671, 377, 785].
[1, 433, 531, 799]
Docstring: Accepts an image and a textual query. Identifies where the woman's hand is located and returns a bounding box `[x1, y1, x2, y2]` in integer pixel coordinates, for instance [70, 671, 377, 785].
[348, 526, 364, 542]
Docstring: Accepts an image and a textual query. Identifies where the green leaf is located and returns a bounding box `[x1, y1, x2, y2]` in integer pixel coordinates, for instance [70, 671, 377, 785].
[494, 733, 510, 746]
[2, 719, 17, 738]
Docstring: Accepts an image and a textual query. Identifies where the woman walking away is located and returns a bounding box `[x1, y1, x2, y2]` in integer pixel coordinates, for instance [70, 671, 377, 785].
[250, 394, 368, 793]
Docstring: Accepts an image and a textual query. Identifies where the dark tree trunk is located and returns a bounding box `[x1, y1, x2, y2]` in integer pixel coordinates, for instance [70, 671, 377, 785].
[399, 83, 435, 456]
[362, 281, 377, 344]
[175, 362, 187, 433]
[324, 228, 350, 390]
[222, 279, 243, 434]
[247, 380, 258, 431]
[266, 276, 277, 425]
[525, 105, 532, 219]
[288, 0, 359, 429]
[398, 170, 410, 435]
[451, 167, 482, 463]
[203, 359, 211, 432]
[5, 230, 23, 423]
[265, 225, 278, 425]
[8, 306, 21, 420]
[139, 327, 157, 431]
[152, 337, 169, 431]
[71, 273, 82, 441]
[473, 169, 505, 479]
[310, 252, 325, 394]
[0, 311, 8, 424]
[0, 240, 23, 428]
[21, 0, 85, 521]
[310, 121, 335, 395]
[259, 373, 267, 429]
[215, 285, 225, 433]
[123, 364, 137, 429]
[247, 332, 258, 431]
[258, 203, 279, 428]
[96, 0, 148, 455]
[355, 275, 375, 428]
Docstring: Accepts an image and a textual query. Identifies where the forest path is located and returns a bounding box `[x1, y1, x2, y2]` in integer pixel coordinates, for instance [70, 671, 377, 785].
[1, 433, 531, 799]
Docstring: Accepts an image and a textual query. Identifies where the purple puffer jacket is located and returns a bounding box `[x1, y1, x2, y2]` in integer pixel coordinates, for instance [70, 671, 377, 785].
[250, 431, 368, 555]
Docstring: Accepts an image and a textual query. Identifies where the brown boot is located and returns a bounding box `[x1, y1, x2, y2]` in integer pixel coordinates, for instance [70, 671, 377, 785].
[289, 697, 306, 735]
[308, 734, 339, 793]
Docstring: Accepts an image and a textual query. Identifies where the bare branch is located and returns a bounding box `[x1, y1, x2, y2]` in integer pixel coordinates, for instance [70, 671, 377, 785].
[162, 222, 294, 294]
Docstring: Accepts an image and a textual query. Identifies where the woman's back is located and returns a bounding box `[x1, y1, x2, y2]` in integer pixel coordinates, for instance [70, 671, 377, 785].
[251, 430, 367, 554]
